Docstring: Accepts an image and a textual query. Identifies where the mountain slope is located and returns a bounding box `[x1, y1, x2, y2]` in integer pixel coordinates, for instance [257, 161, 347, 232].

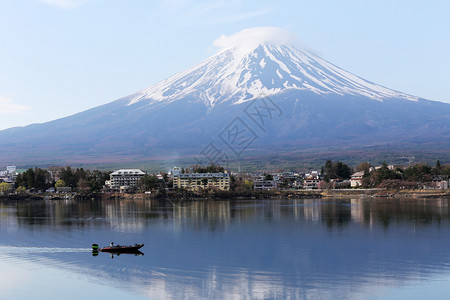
[0, 27, 449, 165]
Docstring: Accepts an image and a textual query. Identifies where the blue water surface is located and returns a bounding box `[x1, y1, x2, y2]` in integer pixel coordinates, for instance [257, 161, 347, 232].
[0, 197, 449, 299]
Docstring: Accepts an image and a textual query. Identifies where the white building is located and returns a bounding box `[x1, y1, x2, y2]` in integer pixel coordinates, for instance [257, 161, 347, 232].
[108, 169, 146, 190]
[303, 171, 321, 190]
[350, 171, 365, 188]
[432, 176, 449, 189]
[0, 165, 17, 185]
[169, 166, 182, 177]
[6, 166, 16, 173]
[254, 178, 278, 191]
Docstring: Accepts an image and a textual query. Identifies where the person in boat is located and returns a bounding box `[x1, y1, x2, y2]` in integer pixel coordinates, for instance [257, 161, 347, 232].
[110, 242, 114, 247]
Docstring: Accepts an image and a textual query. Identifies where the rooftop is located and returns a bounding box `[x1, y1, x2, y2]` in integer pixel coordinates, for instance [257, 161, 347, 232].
[110, 169, 145, 176]
[176, 173, 229, 178]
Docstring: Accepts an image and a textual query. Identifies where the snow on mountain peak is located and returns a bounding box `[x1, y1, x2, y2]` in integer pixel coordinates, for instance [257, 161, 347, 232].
[128, 27, 418, 108]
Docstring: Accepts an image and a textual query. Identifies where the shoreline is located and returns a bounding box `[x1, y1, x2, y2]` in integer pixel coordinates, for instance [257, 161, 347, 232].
[319, 188, 450, 199]
[1, 188, 449, 201]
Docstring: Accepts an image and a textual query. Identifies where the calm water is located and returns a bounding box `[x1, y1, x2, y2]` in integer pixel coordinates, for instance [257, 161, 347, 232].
[1, 197, 450, 299]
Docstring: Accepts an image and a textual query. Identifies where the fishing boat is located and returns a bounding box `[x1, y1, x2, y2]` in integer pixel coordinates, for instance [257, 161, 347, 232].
[92, 243, 144, 253]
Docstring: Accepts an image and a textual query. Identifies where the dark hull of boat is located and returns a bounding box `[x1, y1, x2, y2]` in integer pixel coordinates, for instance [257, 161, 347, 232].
[99, 244, 144, 253]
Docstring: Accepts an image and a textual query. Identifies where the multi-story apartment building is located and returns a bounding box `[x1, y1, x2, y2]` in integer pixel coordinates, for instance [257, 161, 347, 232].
[254, 178, 278, 190]
[303, 171, 321, 190]
[173, 173, 230, 191]
[107, 169, 146, 190]
[0, 165, 17, 186]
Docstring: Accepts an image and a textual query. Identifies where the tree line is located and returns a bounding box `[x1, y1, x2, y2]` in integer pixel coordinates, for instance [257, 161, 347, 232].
[321, 160, 449, 188]
[15, 167, 110, 193]
[361, 161, 449, 188]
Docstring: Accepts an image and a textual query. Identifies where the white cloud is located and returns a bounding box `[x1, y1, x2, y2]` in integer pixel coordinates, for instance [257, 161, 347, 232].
[213, 27, 304, 50]
[38, 0, 92, 9]
[0, 96, 30, 114]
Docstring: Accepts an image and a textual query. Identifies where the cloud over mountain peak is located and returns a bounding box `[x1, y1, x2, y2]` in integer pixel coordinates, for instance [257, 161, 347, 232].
[213, 27, 304, 51]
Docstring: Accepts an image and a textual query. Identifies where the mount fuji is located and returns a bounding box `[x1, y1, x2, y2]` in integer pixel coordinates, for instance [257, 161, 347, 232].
[1, 27, 449, 165]
[130, 28, 417, 107]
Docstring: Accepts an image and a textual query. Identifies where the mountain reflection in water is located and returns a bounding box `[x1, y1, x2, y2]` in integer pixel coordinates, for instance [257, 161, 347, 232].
[0, 198, 449, 299]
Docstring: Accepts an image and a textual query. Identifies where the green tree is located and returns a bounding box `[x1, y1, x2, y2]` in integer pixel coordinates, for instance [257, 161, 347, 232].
[323, 160, 352, 182]
[55, 179, 67, 188]
[324, 160, 333, 182]
[230, 176, 253, 194]
[442, 166, 450, 176]
[138, 175, 160, 191]
[192, 164, 225, 173]
[403, 164, 432, 182]
[15, 186, 27, 194]
[264, 173, 273, 180]
[15, 168, 51, 190]
[335, 161, 352, 179]
[376, 162, 402, 182]
[25, 168, 35, 188]
[0, 182, 12, 195]
[362, 162, 402, 187]
[77, 178, 91, 193]
[87, 170, 110, 192]
[355, 162, 371, 173]
[15, 168, 34, 189]
[75, 168, 87, 181]
[60, 167, 77, 188]
[432, 160, 442, 175]
[34, 167, 51, 191]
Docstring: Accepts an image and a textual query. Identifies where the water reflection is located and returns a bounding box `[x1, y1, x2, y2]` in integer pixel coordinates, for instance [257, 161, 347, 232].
[2, 198, 449, 230]
[0, 197, 450, 299]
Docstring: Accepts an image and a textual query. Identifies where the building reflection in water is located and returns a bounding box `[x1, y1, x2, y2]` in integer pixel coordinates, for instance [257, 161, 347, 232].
[172, 201, 231, 232]
[2, 197, 450, 231]
[302, 199, 320, 222]
[167, 197, 450, 231]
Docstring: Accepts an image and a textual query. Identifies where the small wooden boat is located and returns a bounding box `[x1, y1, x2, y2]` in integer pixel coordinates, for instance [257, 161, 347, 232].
[92, 243, 144, 253]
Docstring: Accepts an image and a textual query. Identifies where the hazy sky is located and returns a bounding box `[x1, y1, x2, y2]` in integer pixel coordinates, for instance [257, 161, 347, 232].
[1, 0, 449, 130]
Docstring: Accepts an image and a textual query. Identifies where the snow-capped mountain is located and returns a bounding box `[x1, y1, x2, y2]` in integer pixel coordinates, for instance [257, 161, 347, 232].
[0, 27, 448, 165]
[129, 27, 417, 109]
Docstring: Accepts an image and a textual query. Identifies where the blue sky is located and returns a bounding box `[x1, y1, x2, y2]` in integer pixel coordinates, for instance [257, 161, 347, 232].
[0, 0, 449, 130]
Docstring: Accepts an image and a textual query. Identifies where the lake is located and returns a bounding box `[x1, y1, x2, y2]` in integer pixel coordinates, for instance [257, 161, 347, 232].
[1, 197, 449, 299]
